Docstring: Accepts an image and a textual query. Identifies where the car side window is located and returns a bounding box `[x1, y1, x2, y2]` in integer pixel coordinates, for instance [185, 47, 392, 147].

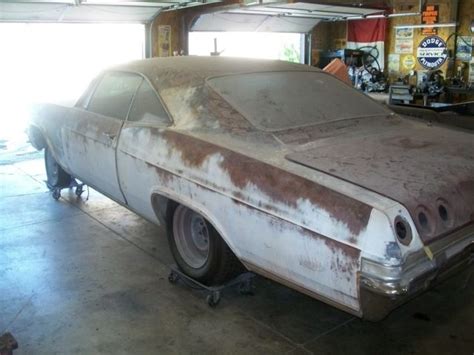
[87, 72, 142, 120]
[128, 80, 171, 125]
[76, 76, 100, 109]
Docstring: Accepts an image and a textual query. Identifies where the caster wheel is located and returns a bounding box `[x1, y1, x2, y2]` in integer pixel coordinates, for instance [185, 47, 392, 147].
[52, 189, 61, 200]
[238, 281, 254, 296]
[168, 272, 179, 284]
[207, 291, 221, 308]
[75, 185, 84, 197]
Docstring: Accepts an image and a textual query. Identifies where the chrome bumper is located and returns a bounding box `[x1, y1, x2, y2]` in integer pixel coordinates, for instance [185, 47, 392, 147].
[359, 225, 474, 321]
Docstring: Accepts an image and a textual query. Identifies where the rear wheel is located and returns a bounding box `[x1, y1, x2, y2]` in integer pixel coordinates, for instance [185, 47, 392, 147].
[167, 203, 242, 285]
[44, 147, 71, 188]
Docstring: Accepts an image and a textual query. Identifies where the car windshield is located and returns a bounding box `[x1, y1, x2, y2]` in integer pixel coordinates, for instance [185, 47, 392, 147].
[206, 71, 389, 131]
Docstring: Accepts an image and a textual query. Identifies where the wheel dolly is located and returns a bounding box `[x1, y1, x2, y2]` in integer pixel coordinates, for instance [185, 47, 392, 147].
[47, 178, 86, 200]
[0, 333, 18, 355]
[168, 265, 256, 307]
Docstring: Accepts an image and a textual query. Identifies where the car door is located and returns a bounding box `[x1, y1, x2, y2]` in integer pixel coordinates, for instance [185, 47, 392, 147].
[116, 78, 173, 223]
[63, 71, 143, 204]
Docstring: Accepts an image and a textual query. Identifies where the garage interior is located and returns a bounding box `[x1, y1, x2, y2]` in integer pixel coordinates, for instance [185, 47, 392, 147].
[0, 0, 473, 354]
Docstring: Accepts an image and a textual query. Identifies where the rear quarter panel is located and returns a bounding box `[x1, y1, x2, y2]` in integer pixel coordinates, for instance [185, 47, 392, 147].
[29, 103, 74, 173]
[116, 126, 400, 315]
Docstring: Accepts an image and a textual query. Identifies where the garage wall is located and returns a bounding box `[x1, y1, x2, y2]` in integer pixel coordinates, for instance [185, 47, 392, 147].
[311, 0, 472, 82]
[386, 0, 458, 81]
[311, 22, 347, 66]
[151, 0, 242, 57]
[447, 0, 473, 83]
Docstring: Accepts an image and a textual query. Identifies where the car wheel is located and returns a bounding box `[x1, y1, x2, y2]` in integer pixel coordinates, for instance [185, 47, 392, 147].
[44, 147, 71, 188]
[168, 204, 242, 285]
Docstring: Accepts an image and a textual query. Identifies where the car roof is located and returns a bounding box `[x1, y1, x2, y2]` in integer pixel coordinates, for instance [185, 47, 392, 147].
[110, 56, 321, 91]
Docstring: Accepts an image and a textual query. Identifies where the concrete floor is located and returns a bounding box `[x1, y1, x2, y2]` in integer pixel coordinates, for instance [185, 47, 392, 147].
[0, 156, 473, 355]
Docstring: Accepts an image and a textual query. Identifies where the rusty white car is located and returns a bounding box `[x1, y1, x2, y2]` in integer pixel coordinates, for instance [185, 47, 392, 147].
[28, 56, 474, 320]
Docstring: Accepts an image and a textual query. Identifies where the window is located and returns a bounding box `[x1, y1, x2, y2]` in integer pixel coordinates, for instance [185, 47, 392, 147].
[128, 80, 170, 125]
[76, 76, 100, 109]
[207, 71, 389, 131]
[87, 72, 142, 119]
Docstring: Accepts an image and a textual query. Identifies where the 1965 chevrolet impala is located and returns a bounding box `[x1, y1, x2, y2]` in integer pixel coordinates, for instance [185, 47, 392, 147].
[28, 56, 473, 320]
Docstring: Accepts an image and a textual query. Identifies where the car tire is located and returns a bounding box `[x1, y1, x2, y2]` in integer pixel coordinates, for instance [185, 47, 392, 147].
[167, 203, 243, 285]
[44, 147, 71, 188]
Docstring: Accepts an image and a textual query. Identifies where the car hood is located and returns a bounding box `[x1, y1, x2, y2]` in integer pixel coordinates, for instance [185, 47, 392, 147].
[284, 118, 474, 245]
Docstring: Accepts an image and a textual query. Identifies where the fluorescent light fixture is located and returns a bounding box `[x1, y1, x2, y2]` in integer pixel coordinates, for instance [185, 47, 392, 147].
[394, 22, 457, 29]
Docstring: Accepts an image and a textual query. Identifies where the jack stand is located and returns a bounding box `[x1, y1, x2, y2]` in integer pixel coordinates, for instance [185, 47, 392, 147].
[168, 265, 255, 307]
[48, 178, 85, 200]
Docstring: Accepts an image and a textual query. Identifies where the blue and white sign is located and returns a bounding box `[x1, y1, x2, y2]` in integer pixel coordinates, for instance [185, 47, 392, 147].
[417, 36, 448, 69]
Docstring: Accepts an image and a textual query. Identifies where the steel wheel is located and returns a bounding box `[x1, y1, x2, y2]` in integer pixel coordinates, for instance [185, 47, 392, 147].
[167, 202, 243, 285]
[172, 205, 210, 269]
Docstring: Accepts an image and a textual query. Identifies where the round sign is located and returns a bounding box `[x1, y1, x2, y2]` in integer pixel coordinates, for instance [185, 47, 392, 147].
[402, 55, 416, 70]
[417, 36, 448, 69]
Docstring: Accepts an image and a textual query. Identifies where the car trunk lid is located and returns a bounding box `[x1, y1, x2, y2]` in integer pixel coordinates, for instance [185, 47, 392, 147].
[284, 119, 474, 245]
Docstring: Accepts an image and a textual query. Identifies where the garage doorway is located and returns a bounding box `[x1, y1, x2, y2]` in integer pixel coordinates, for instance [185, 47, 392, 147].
[0, 23, 144, 161]
[189, 31, 305, 63]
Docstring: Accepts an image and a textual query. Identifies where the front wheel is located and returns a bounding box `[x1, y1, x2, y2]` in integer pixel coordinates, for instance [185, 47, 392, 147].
[167, 204, 243, 285]
[44, 147, 71, 188]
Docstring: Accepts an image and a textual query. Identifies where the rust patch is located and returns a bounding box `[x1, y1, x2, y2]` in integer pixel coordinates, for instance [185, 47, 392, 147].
[299, 258, 322, 272]
[322, 235, 361, 261]
[144, 160, 174, 185]
[163, 132, 217, 168]
[161, 130, 372, 236]
[300, 222, 361, 282]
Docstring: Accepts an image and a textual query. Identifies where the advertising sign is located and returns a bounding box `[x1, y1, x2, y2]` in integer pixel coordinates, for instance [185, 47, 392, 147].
[402, 55, 416, 70]
[395, 28, 413, 55]
[417, 36, 448, 69]
[158, 25, 171, 57]
[421, 5, 439, 36]
[388, 54, 400, 74]
[456, 36, 473, 62]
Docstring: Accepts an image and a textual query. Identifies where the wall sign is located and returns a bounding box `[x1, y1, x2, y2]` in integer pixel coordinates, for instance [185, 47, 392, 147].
[417, 36, 448, 69]
[158, 25, 171, 57]
[388, 53, 400, 74]
[395, 28, 414, 54]
[456, 36, 473, 62]
[421, 5, 439, 36]
[402, 55, 416, 70]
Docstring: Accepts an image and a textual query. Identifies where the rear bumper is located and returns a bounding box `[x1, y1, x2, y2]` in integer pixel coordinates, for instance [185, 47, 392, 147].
[359, 225, 474, 321]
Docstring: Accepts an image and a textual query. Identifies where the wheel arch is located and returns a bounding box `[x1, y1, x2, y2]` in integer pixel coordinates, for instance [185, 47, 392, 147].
[28, 125, 47, 151]
[150, 189, 242, 260]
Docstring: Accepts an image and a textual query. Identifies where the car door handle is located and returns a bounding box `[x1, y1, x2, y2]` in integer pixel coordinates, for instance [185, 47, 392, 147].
[102, 132, 116, 140]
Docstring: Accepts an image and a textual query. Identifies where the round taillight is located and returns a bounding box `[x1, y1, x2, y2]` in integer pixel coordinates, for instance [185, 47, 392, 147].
[395, 216, 412, 246]
[438, 204, 448, 221]
[415, 206, 434, 236]
[436, 198, 454, 228]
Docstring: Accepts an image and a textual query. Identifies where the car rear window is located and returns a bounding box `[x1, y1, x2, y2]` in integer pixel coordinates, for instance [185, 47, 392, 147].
[206, 71, 389, 131]
[128, 80, 171, 125]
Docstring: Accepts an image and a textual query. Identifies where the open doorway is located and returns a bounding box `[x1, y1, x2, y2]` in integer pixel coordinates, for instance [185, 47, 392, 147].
[0, 23, 144, 162]
[189, 31, 305, 63]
